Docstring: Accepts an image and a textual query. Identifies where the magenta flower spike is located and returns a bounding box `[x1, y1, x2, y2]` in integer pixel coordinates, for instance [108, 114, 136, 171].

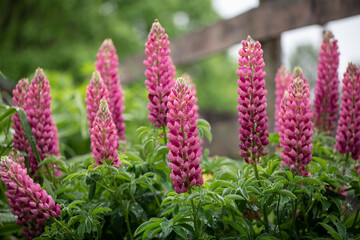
[85, 71, 110, 132]
[236, 35, 269, 165]
[144, 19, 175, 128]
[313, 31, 340, 133]
[0, 155, 61, 240]
[335, 63, 360, 161]
[279, 77, 313, 176]
[12, 78, 29, 151]
[274, 65, 292, 132]
[90, 98, 121, 167]
[25, 68, 60, 176]
[167, 77, 203, 194]
[95, 39, 126, 141]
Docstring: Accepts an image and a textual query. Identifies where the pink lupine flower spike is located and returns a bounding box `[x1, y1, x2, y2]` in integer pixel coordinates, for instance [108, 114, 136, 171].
[0, 152, 61, 240]
[90, 98, 121, 167]
[12, 78, 29, 151]
[96, 39, 126, 141]
[279, 76, 313, 176]
[314, 31, 340, 133]
[144, 19, 175, 129]
[167, 77, 203, 194]
[25, 68, 61, 176]
[237, 35, 269, 165]
[335, 63, 360, 171]
[274, 65, 292, 132]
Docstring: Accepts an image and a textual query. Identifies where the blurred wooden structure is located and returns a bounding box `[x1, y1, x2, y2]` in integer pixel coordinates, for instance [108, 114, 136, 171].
[119, 0, 360, 84]
[118, 0, 360, 156]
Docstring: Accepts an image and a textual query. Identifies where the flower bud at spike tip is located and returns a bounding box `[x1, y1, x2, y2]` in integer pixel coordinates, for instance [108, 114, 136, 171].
[236, 35, 269, 165]
[314, 31, 340, 133]
[12, 78, 29, 151]
[167, 77, 203, 194]
[90, 98, 121, 167]
[0, 156, 61, 239]
[96, 39, 126, 141]
[279, 77, 313, 176]
[144, 19, 175, 128]
[335, 63, 360, 162]
[85, 71, 110, 132]
[274, 65, 292, 132]
[25, 68, 60, 176]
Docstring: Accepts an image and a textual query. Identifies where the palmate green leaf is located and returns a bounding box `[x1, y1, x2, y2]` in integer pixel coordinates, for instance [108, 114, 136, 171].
[319, 223, 342, 240]
[223, 220, 248, 237]
[90, 207, 111, 216]
[197, 118, 212, 142]
[150, 145, 169, 163]
[210, 180, 236, 191]
[173, 225, 188, 239]
[67, 200, 85, 210]
[313, 157, 328, 172]
[134, 218, 164, 236]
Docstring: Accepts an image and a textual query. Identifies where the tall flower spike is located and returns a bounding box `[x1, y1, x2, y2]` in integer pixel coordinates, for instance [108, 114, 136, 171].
[25, 68, 60, 176]
[12, 78, 29, 151]
[0, 156, 61, 240]
[314, 31, 340, 133]
[144, 19, 175, 128]
[237, 35, 269, 165]
[90, 98, 121, 167]
[335, 63, 360, 161]
[279, 77, 313, 176]
[274, 65, 292, 132]
[95, 39, 126, 141]
[85, 71, 110, 132]
[167, 77, 203, 194]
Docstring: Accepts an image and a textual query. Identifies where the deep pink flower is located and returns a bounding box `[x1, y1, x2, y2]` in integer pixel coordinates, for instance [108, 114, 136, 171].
[167, 78, 203, 194]
[335, 63, 360, 161]
[85, 71, 110, 132]
[279, 77, 313, 176]
[274, 65, 292, 132]
[90, 98, 121, 167]
[314, 31, 340, 133]
[144, 19, 175, 128]
[25, 68, 60, 176]
[0, 153, 61, 240]
[12, 78, 29, 151]
[236, 36, 269, 165]
[95, 39, 126, 141]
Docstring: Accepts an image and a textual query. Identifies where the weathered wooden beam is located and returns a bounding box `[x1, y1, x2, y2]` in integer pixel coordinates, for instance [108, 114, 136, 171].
[119, 0, 360, 83]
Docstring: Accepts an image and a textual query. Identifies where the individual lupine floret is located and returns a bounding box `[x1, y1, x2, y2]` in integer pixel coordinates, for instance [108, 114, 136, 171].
[237, 35, 269, 165]
[335, 63, 360, 162]
[85, 71, 110, 132]
[274, 65, 292, 132]
[144, 19, 175, 128]
[25, 68, 60, 175]
[95, 39, 126, 141]
[279, 77, 313, 176]
[90, 98, 121, 167]
[167, 77, 203, 194]
[313, 31, 340, 133]
[12, 78, 29, 151]
[0, 155, 61, 240]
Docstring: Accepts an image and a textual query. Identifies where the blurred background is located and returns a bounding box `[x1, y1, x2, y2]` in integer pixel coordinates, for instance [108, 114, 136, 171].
[0, 0, 359, 158]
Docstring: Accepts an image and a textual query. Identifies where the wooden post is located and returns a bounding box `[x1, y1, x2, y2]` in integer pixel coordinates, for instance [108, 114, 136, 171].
[259, 0, 281, 132]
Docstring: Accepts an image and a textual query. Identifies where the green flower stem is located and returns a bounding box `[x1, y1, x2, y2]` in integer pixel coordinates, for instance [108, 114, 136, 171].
[290, 199, 297, 238]
[276, 194, 282, 240]
[119, 199, 134, 240]
[109, 167, 133, 240]
[162, 124, 168, 144]
[191, 198, 199, 239]
[253, 161, 270, 233]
